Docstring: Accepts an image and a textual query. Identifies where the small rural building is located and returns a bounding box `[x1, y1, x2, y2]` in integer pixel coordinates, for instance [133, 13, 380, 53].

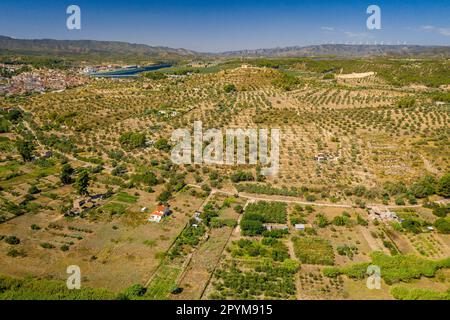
[314, 153, 328, 162]
[193, 211, 203, 223]
[148, 205, 171, 223]
[368, 207, 400, 222]
[295, 223, 313, 231]
[67, 194, 105, 216]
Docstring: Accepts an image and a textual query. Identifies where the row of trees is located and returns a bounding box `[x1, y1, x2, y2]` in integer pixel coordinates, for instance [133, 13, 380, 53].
[346, 173, 450, 201]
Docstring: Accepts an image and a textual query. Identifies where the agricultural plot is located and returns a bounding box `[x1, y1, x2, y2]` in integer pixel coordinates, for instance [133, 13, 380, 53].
[292, 236, 335, 265]
[170, 194, 245, 299]
[298, 265, 346, 300]
[145, 264, 182, 300]
[208, 238, 299, 300]
[407, 233, 447, 259]
[172, 227, 232, 300]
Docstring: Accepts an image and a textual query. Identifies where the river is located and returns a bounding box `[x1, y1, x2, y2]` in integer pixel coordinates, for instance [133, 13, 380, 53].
[90, 63, 172, 78]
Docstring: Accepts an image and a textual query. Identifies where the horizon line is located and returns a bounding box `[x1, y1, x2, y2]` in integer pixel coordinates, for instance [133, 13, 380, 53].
[1, 35, 450, 55]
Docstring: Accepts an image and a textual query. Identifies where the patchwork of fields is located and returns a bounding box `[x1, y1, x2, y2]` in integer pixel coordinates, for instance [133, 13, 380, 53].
[0, 57, 449, 300]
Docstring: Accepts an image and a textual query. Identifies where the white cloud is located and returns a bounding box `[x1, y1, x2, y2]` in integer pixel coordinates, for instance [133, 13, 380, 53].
[421, 25, 435, 30]
[420, 25, 450, 36]
[344, 31, 374, 40]
[438, 28, 450, 36]
[321, 27, 335, 31]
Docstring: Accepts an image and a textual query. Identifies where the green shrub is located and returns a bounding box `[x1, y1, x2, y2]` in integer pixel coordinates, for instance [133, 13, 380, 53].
[142, 71, 166, 80]
[434, 218, 450, 234]
[7, 248, 27, 258]
[323, 267, 341, 278]
[40, 242, 55, 249]
[436, 173, 450, 197]
[123, 284, 147, 298]
[5, 236, 20, 245]
[357, 214, 368, 226]
[230, 171, 254, 183]
[119, 132, 146, 149]
[224, 84, 237, 93]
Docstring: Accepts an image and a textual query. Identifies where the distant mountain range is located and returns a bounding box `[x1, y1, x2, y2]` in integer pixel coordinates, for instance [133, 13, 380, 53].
[0, 36, 197, 60]
[1, 36, 449, 60]
[220, 44, 450, 58]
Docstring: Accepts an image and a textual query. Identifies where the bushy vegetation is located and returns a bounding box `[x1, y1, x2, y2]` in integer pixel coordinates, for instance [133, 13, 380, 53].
[236, 183, 302, 197]
[272, 72, 301, 91]
[432, 92, 450, 103]
[434, 218, 450, 234]
[131, 170, 159, 187]
[169, 224, 206, 258]
[396, 97, 416, 108]
[0, 274, 117, 300]
[211, 260, 298, 300]
[240, 201, 287, 236]
[223, 84, 237, 93]
[391, 286, 450, 300]
[142, 71, 166, 80]
[331, 212, 354, 227]
[119, 132, 146, 150]
[336, 244, 358, 260]
[230, 171, 254, 183]
[15, 140, 35, 162]
[212, 236, 299, 299]
[154, 138, 170, 152]
[323, 251, 450, 285]
[229, 238, 290, 262]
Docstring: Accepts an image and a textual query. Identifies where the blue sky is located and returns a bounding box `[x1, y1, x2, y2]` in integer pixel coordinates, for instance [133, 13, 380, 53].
[0, 0, 449, 52]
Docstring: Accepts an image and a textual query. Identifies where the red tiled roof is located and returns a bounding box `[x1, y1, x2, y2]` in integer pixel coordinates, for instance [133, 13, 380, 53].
[151, 205, 166, 216]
